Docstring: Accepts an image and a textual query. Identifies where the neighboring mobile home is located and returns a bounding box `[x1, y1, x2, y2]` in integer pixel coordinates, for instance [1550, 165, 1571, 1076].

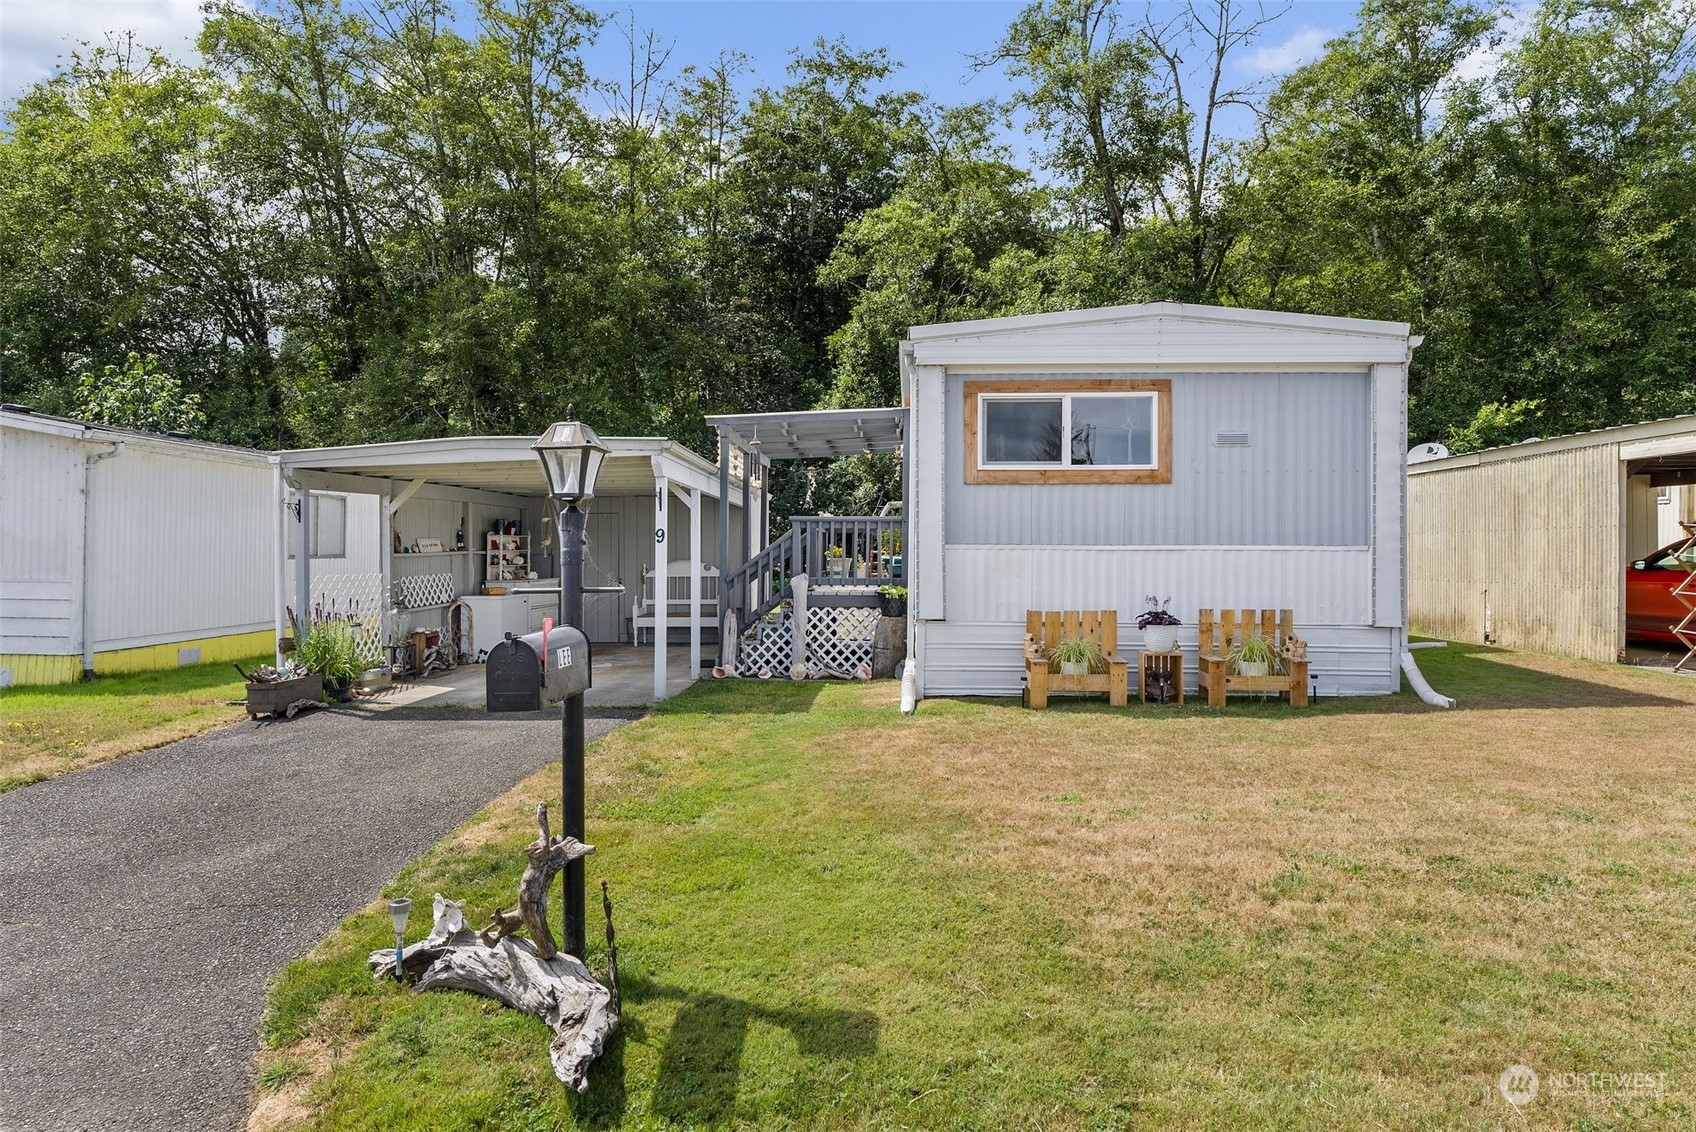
[897, 302, 1421, 697]
[0, 408, 278, 685]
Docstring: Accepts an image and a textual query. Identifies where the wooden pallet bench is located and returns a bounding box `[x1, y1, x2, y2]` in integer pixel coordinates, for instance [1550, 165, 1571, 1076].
[1197, 608, 1310, 708]
[1023, 609, 1129, 708]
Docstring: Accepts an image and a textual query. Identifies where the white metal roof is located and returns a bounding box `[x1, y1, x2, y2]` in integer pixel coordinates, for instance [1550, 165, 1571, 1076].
[900, 301, 1417, 370]
[705, 407, 907, 460]
[1, 407, 272, 466]
[274, 435, 736, 498]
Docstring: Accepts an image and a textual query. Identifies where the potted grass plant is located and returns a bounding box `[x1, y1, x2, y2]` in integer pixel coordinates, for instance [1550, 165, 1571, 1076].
[1227, 633, 1280, 677]
[1048, 634, 1104, 677]
[295, 619, 366, 701]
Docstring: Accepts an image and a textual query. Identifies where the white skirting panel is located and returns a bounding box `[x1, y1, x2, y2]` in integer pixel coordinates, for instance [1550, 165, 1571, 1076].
[920, 620, 1400, 698]
[922, 544, 1395, 698]
[942, 545, 1375, 625]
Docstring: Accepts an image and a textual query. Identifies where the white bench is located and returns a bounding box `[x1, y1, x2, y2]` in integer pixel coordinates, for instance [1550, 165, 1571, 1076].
[632, 562, 720, 646]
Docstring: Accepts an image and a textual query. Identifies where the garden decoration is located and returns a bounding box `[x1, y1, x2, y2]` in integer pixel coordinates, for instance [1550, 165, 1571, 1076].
[368, 806, 618, 1092]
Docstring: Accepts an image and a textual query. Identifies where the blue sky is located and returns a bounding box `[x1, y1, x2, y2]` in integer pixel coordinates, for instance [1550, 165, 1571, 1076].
[1, 0, 1362, 136]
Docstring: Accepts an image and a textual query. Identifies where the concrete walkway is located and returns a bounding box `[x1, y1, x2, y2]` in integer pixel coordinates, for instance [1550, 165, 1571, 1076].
[368, 644, 703, 709]
[0, 707, 638, 1132]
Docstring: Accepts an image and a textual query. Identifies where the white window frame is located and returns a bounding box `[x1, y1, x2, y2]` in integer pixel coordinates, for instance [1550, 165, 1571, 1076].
[977, 390, 1161, 471]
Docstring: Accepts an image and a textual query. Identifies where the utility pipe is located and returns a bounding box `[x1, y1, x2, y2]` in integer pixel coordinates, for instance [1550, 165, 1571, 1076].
[80, 438, 123, 677]
[1400, 649, 1455, 708]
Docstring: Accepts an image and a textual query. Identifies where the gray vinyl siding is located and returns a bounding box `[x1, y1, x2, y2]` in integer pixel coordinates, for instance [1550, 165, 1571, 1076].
[945, 371, 1372, 547]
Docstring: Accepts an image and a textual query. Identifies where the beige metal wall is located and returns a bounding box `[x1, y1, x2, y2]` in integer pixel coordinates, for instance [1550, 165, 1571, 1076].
[1407, 444, 1621, 661]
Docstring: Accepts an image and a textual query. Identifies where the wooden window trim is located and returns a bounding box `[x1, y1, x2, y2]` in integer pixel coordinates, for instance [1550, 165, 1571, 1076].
[963, 378, 1173, 484]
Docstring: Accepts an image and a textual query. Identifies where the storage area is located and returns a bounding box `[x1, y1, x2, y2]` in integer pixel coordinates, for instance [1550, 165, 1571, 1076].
[485, 529, 531, 584]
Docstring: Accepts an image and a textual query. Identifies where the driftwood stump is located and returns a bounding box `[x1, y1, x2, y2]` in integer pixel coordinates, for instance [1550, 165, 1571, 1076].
[370, 894, 617, 1091]
[515, 803, 593, 960]
[367, 809, 613, 1091]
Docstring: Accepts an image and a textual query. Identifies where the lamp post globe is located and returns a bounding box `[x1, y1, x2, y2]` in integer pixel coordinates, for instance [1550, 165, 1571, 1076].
[532, 407, 606, 960]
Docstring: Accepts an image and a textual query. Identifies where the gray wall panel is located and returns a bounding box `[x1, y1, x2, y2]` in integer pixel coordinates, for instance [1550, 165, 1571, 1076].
[945, 372, 1372, 546]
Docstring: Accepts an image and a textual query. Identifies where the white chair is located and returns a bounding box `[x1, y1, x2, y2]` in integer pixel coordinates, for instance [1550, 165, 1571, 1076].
[632, 562, 721, 646]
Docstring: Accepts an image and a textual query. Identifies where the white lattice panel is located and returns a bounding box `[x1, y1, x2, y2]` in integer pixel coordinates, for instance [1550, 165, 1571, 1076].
[805, 607, 876, 676]
[734, 605, 876, 678]
[394, 572, 456, 610]
[736, 611, 793, 676]
[306, 573, 384, 621]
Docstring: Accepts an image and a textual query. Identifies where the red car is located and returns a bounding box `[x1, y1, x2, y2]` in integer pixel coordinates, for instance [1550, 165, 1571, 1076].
[1627, 537, 1696, 643]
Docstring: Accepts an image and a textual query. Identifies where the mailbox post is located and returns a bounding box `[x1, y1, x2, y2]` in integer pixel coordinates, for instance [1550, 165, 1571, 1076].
[532, 411, 609, 961]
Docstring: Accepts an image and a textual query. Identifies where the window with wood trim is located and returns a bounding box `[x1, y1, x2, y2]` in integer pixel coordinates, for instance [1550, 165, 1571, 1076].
[964, 379, 1173, 484]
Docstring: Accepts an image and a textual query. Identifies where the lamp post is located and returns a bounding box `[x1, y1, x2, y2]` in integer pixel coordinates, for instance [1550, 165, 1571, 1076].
[532, 408, 609, 960]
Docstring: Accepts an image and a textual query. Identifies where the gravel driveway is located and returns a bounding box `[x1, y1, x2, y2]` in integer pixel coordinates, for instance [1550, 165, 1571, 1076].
[0, 706, 637, 1132]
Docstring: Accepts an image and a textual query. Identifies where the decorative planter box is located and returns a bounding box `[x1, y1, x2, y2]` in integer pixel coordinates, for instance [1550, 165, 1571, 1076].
[246, 673, 324, 719]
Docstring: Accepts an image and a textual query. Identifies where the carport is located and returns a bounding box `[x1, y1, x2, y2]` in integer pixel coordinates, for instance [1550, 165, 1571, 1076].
[273, 435, 756, 700]
[1406, 414, 1696, 665]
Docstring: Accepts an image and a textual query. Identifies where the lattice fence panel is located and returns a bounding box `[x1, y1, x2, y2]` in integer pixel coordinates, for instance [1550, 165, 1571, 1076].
[733, 605, 877, 678]
[736, 610, 793, 676]
[805, 607, 877, 676]
[394, 572, 457, 610]
[302, 573, 386, 662]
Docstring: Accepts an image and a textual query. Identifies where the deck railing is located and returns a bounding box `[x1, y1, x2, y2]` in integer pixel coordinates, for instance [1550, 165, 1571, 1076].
[721, 515, 905, 628]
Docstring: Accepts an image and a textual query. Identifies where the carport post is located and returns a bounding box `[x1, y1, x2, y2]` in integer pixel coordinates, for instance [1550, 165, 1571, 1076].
[292, 481, 310, 637]
[718, 427, 731, 651]
[689, 487, 702, 681]
[654, 473, 669, 702]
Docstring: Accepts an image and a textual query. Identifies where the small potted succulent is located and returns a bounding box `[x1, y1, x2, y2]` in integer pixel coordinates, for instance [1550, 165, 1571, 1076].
[1227, 633, 1279, 677]
[1048, 635, 1104, 677]
[1136, 595, 1183, 653]
[877, 584, 907, 617]
[854, 556, 870, 580]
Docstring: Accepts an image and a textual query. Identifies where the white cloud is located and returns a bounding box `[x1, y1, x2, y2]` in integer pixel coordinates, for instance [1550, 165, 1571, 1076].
[1, 0, 205, 105]
[1451, 0, 1535, 85]
[1240, 25, 1329, 76]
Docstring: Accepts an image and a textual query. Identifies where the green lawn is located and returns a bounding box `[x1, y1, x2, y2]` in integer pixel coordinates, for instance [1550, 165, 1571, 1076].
[253, 645, 1696, 1131]
[0, 654, 271, 791]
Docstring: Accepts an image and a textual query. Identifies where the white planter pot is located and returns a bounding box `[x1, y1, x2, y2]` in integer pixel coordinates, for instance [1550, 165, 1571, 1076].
[1059, 660, 1088, 677]
[1236, 660, 1270, 677]
[1141, 624, 1181, 654]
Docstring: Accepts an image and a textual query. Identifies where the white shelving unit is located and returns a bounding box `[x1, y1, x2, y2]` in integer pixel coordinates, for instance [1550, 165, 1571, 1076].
[485, 531, 531, 583]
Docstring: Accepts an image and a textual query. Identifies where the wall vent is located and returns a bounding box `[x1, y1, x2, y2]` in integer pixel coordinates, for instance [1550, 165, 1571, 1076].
[1213, 430, 1250, 448]
[177, 647, 202, 667]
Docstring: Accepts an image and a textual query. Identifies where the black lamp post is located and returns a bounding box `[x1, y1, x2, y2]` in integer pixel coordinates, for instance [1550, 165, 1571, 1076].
[532, 408, 609, 960]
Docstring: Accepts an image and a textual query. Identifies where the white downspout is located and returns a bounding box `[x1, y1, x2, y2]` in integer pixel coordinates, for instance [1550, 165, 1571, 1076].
[1400, 649, 1454, 708]
[80, 438, 123, 677]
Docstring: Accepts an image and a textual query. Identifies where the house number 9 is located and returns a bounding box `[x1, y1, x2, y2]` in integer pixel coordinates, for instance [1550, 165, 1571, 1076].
[655, 529, 665, 543]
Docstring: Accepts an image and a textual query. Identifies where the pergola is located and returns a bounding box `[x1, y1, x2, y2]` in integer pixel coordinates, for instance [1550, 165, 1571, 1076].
[705, 407, 908, 634]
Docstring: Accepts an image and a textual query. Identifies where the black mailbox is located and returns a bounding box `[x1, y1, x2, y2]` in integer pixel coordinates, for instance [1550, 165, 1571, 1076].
[486, 635, 542, 712]
[519, 625, 592, 703]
